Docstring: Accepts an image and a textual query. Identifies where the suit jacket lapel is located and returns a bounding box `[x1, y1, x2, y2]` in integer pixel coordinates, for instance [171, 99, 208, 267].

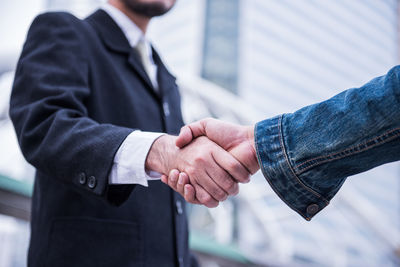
[127, 49, 155, 93]
[86, 9, 155, 94]
[152, 48, 177, 97]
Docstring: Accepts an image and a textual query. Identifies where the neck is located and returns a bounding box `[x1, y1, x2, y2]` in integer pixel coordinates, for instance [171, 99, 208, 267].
[108, 0, 150, 33]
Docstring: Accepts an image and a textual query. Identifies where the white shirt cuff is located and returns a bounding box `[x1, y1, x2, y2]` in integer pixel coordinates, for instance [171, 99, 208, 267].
[109, 130, 164, 187]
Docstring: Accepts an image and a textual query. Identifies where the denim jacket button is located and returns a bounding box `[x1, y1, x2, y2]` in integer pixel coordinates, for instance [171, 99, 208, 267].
[306, 204, 319, 215]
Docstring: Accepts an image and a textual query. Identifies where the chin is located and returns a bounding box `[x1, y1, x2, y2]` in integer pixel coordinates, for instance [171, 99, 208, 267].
[138, 0, 175, 9]
[122, 0, 176, 17]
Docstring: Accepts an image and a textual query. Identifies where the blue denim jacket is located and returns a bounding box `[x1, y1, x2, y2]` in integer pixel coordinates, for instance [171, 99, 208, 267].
[255, 66, 400, 221]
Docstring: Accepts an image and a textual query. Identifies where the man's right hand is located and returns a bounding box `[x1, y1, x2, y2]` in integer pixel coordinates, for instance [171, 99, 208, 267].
[162, 118, 260, 205]
[145, 135, 250, 208]
[176, 118, 259, 174]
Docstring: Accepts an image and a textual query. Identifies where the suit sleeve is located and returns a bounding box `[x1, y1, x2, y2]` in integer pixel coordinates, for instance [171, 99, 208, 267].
[9, 13, 134, 205]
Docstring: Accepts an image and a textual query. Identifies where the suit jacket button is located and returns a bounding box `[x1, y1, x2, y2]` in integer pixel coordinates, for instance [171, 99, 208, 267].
[87, 176, 97, 189]
[306, 204, 319, 216]
[79, 172, 86, 185]
[176, 200, 183, 215]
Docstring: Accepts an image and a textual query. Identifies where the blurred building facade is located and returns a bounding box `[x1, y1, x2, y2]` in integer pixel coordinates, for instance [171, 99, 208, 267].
[151, 0, 399, 115]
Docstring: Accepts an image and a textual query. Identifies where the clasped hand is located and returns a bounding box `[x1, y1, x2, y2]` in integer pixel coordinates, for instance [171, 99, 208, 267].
[146, 118, 259, 208]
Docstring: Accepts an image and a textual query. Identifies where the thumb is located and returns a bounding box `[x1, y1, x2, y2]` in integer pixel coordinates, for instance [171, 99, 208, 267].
[175, 119, 210, 148]
[175, 126, 194, 148]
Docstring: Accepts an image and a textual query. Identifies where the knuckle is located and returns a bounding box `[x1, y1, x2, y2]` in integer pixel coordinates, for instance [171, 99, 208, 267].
[204, 199, 216, 208]
[230, 161, 242, 174]
[236, 171, 248, 182]
[228, 161, 238, 170]
[200, 194, 212, 204]
[227, 184, 238, 195]
[213, 188, 227, 201]
[202, 118, 212, 124]
[239, 173, 250, 183]
[186, 167, 196, 177]
[205, 201, 213, 208]
[170, 169, 179, 176]
[193, 156, 205, 165]
[223, 177, 235, 190]
[220, 194, 228, 201]
[209, 201, 219, 208]
[196, 191, 206, 201]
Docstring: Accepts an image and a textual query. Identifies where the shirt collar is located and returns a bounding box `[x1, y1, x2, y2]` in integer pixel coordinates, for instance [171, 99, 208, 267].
[101, 3, 153, 60]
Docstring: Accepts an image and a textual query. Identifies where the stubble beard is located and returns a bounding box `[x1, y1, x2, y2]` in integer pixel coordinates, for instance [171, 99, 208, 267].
[121, 0, 174, 18]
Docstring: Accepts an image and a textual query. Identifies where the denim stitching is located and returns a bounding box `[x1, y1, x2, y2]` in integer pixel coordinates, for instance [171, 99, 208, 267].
[255, 121, 312, 221]
[253, 122, 264, 172]
[278, 115, 328, 203]
[295, 127, 400, 174]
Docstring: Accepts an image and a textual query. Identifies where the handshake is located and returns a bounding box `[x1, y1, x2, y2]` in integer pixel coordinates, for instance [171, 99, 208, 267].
[145, 118, 260, 208]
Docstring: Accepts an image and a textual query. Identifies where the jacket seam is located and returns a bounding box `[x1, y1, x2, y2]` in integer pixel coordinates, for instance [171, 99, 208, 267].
[295, 127, 400, 174]
[254, 121, 311, 220]
[278, 115, 328, 202]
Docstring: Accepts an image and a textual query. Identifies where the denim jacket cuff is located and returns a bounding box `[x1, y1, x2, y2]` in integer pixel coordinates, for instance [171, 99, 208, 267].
[255, 115, 329, 221]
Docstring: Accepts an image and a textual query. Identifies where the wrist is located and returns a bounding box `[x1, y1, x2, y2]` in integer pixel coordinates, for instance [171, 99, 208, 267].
[246, 125, 256, 151]
[145, 134, 177, 174]
[246, 124, 259, 173]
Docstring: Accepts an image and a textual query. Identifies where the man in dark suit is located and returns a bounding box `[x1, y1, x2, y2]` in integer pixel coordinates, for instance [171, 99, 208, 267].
[9, 0, 251, 266]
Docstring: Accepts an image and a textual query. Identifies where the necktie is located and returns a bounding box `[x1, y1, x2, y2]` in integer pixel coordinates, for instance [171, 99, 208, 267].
[135, 39, 158, 90]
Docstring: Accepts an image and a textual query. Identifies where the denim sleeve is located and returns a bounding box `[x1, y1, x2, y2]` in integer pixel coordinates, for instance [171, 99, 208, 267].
[255, 65, 400, 220]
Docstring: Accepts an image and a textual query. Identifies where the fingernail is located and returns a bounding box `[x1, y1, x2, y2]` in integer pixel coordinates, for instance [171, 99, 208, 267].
[178, 175, 184, 185]
[170, 175, 176, 182]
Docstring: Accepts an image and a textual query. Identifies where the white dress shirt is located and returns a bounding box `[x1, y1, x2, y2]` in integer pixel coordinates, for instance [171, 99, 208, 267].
[102, 3, 163, 186]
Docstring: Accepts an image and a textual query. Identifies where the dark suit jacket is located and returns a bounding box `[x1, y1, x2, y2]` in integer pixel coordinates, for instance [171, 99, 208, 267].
[10, 10, 195, 267]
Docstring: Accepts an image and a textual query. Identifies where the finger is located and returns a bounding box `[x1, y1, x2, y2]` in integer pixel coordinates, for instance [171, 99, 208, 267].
[176, 172, 202, 204]
[212, 147, 251, 184]
[188, 170, 228, 202]
[184, 184, 201, 204]
[175, 126, 194, 148]
[161, 175, 168, 184]
[193, 183, 219, 208]
[205, 161, 239, 196]
[167, 169, 180, 191]
[177, 172, 189, 196]
[177, 173, 202, 205]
